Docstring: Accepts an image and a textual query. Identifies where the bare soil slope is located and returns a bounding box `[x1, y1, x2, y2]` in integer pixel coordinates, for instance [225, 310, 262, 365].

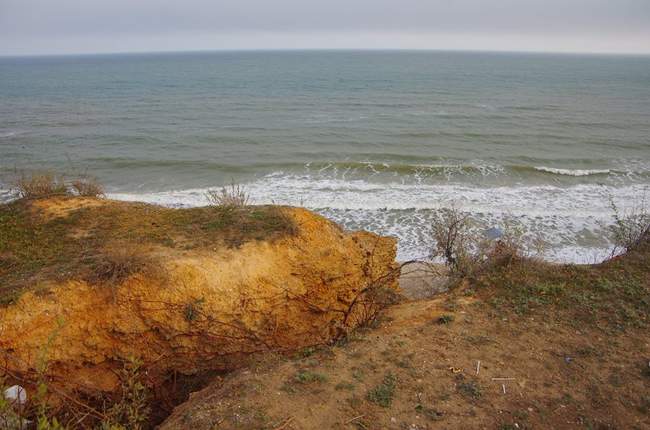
[161, 244, 650, 430]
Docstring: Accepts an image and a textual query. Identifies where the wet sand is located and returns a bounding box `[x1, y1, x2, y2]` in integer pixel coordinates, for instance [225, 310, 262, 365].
[398, 261, 448, 300]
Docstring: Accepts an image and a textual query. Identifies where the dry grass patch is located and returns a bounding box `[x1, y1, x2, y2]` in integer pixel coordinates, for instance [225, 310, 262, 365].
[205, 182, 250, 207]
[15, 172, 68, 199]
[71, 177, 104, 197]
[87, 243, 161, 288]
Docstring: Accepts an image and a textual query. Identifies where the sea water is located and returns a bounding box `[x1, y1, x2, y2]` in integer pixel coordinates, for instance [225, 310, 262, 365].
[1, 50, 649, 261]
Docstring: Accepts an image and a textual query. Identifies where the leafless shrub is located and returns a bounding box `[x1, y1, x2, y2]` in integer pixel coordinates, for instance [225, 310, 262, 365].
[430, 207, 486, 277]
[353, 284, 402, 329]
[206, 182, 250, 207]
[605, 193, 650, 256]
[71, 176, 105, 197]
[339, 262, 403, 333]
[430, 206, 538, 278]
[14, 172, 68, 198]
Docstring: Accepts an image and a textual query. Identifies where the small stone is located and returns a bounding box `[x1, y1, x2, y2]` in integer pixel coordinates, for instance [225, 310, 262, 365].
[3, 385, 27, 404]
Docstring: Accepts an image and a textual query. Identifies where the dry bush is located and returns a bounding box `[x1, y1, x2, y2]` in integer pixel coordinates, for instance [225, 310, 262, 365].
[605, 194, 650, 256]
[430, 206, 536, 278]
[15, 172, 68, 199]
[88, 244, 160, 287]
[341, 264, 403, 332]
[205, 182, 250, 207]
[71, 176, 105, 197]
[430, 207, 487, 277]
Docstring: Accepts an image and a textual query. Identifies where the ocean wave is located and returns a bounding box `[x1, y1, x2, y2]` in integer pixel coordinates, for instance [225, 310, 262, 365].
[532, 166, 612, 177]
[107, 179, 647, 264]
[109, 181, 646, 213]
[298, 161, 645, 182]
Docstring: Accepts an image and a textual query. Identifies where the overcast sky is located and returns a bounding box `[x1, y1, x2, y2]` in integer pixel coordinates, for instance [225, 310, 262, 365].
[1, 0, 649, 56]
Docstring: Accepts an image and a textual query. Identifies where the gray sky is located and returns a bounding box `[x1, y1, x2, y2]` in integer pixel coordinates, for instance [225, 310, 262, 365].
[1, 0, 649, 55]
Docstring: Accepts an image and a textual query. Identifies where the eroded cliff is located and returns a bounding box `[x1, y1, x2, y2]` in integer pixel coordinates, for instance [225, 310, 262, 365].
[0, 197, 398, 396]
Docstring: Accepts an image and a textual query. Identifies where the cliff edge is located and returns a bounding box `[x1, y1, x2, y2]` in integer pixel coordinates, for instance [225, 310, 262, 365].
[0, 197, 399, 396]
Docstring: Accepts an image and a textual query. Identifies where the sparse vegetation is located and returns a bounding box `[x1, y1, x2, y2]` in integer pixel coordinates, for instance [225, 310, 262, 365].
[430, 206, 531, 279]
[183, 298, 205, 322]
[457, 380, 481, 399]
[0, 198, 296, 306]
[0, 356, 151, 430]
[102, 357, 151, 430]
[334, 382, 355, 391]
[293, 370, 328, 384]
[366, 373, 396, 407]
[88, 243, 156, 286]
[205, 182, 250, 207]
[605, 193, 650, 256]
[437, 314, 454, 324]
[430, 206, 475, 274]
[415, 404, 443, 421]
[71, 176, 105, 197]
[2, 191, 650, 429]
[15, 172, 68, 198]
[12, 171, 107, 200]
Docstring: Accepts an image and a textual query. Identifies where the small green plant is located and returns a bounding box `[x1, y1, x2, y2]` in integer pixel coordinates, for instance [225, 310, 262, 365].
[366, 373, 396, 407]
[102, 356, 150, 430]
[294, 346, 317, 359]
[334, 382, 355, 391]
[437, 314, 454, 324]
[415, 404, 443, 421]
[351, 369, 365, 382]
[293, 370, 328, 384]
[183, 297, 205, 322]
[457, 380, 481, 399]
[32, 319, 67, 430]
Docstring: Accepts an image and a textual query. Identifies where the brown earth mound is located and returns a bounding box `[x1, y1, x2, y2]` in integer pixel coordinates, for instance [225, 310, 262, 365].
[0, 197, 399, 396]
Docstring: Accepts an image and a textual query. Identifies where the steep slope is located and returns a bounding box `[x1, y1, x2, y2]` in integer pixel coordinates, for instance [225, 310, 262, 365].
[0, 197, 398, 396]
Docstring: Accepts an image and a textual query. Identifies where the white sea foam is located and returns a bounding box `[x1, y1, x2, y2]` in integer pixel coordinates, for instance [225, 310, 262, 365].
[534, 166, 611, 177]
[107, 173, 647, 264]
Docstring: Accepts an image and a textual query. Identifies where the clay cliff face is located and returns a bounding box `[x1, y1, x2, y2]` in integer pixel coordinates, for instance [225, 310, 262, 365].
[0, 198, 398, 395]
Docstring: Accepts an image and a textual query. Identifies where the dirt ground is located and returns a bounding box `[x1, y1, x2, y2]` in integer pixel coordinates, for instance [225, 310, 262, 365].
[160, 264, 650, 430]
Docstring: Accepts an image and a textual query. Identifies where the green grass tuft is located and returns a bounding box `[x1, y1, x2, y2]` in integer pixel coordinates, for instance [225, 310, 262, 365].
[366, 373, 396, 407]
